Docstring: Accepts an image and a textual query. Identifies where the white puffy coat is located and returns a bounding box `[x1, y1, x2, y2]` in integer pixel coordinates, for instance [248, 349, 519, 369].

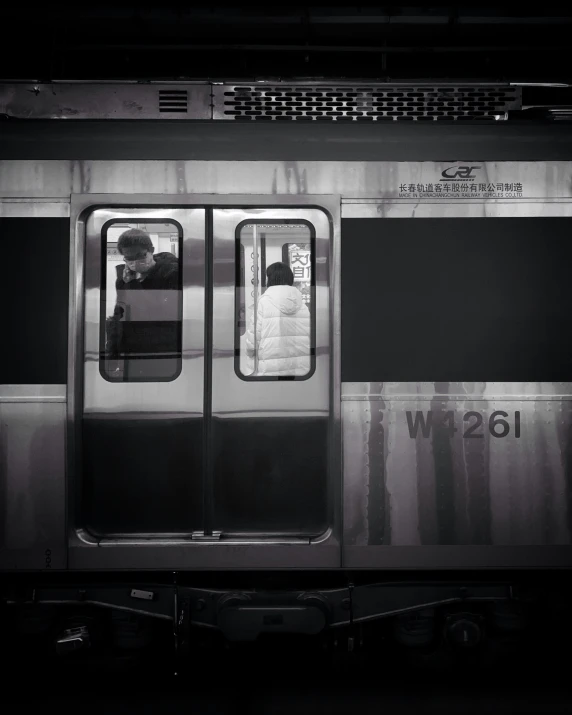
[245, 285, 311, 376]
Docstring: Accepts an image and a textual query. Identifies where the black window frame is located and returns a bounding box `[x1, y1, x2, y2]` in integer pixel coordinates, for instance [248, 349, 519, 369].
[234, 218, 317, 382]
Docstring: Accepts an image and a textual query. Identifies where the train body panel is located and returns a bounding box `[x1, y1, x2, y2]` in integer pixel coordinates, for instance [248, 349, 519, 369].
[2, 120, 572, 581]
[1, 158, 572, 200]
[0, 386, 66, 570]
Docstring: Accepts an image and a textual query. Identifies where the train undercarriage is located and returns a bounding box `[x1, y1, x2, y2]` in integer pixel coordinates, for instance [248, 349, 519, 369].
[2, 571, 565, 678]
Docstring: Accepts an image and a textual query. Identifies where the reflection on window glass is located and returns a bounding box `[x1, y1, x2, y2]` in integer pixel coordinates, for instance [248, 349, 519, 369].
[236, 222, 315, 380]
[100, 220, 182, 382]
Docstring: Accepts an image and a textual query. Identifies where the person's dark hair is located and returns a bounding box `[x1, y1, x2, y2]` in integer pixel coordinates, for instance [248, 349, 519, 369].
[117, 228, 154, 255]
[266, 262, 294, 287]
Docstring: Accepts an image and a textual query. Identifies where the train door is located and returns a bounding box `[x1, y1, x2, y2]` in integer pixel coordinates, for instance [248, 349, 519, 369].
[74, 200, 338, 569]
[211, 209, 331, 537]
[81, 209, 205, 539]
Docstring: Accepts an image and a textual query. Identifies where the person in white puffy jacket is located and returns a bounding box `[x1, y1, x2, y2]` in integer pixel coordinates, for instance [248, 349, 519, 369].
[245, 261, 311, 376]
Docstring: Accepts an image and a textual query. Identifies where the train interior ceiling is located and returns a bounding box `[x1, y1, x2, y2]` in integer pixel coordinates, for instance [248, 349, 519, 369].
[3, 5, 572, 670]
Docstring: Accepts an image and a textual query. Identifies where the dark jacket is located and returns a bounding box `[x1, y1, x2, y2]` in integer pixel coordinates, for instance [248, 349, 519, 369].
[106, 252, 180, 360]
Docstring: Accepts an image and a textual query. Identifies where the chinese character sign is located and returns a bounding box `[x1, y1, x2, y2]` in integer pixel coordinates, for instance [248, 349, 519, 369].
[397, 166, 525, 199]
[287, 243, 312, 305]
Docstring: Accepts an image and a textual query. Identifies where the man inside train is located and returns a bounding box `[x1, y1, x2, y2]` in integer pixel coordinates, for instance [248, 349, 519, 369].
[106, 228, 180, 367]
[116, 228, 178, 291]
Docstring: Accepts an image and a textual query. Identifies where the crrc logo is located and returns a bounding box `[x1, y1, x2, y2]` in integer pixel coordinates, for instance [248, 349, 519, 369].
[440, 165, 481, 181]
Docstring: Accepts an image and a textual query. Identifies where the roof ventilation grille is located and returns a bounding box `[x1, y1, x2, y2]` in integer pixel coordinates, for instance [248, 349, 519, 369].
[214, 84, 522, 121]
[159, 89, 188, 113]
[548, 108, 572, 121]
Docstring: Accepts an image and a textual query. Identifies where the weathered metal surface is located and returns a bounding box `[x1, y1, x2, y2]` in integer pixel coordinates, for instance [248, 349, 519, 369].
[0, 81, 520, 121]
[0, 388, 67, 569]
[342, 383, 572, 546]
[1, 160, 571, 200]
[0, 199, 70, 217]
[2, 156, 572, 570]
[0, 82, 211, 120]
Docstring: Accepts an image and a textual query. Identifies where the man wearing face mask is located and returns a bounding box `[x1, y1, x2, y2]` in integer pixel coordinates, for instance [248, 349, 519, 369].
[116, 228, 178, 291]
[106, 228, 180, 376]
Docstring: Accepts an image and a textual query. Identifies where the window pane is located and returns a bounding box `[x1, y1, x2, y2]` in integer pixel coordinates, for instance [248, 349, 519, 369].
[236, 222, 314, 380]
[0, 218, 69, 384]
[100, 220, 182, 382]
[341, 217, 572, 382]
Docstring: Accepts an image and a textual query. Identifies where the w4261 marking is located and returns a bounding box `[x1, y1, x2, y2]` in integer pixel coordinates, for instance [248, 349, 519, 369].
[405, 411, 521, 439]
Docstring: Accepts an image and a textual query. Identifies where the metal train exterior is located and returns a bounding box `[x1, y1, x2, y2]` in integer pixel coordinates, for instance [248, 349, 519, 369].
[2, 81, 572, 652]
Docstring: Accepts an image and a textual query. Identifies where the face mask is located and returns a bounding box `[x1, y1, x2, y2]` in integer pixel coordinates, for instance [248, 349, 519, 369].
[126, 259, 149, 271]
[123, 251, 152, 273]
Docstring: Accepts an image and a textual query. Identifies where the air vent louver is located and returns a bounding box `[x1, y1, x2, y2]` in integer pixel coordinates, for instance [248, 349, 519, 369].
[213, 84, 521, 121]
[159, 89, 188, 113]
[549, 108, 572, 121]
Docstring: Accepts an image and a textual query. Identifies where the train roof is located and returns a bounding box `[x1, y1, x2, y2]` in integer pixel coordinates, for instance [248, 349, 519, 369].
[2, 80, 572, 161]
[2, 119, 572, 161]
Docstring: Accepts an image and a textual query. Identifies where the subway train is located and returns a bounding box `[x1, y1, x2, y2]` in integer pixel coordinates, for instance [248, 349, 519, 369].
[1, 80, 572, 661]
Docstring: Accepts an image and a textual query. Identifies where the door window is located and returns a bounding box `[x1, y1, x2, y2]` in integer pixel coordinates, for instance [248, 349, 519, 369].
[235, 221, 316, 380]
[100, 219, 183, 382]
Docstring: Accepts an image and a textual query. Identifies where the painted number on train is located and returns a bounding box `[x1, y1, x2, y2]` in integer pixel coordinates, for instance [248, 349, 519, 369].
[406, 411, 521, 439]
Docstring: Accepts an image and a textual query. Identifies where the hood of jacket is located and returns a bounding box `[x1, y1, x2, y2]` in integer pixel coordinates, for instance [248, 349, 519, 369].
[263, 285, 305, 315]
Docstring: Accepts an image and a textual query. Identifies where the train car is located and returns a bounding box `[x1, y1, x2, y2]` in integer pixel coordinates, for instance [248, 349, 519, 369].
[1, 80, 572, 662]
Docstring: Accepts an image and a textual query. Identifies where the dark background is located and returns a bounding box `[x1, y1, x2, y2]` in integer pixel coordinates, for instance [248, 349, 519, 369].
[2, 5, 572, 87]
[4, 5, 572, 711]
[3, 5, 571, 120]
